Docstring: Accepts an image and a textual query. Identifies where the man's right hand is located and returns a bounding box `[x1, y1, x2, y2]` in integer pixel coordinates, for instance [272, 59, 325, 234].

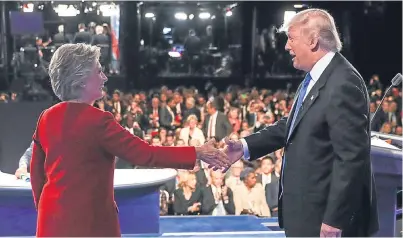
[195, 139, 230, 171]
[221, 137, 244, 172]
[15, 167, 27, 179]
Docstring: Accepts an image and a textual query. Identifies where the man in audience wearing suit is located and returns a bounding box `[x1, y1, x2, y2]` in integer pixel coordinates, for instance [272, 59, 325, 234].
[196, 161, 210, 187]
[73, 23, 92, 44]
[265, 159, 282, 217]
[256, 156, 277, 187]
[160, 97, 178, 130]
[111, 90, 124, 115]
[203, 97, 232, 141]
[201, 170, 235, 215]
[147, 96, 161, 129]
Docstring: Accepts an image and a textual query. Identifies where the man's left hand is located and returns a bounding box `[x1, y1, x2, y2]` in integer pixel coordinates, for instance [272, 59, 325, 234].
[320, 223, 341, 237]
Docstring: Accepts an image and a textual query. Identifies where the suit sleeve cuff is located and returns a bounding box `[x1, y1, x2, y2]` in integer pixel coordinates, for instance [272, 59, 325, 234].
[240, 138, 251, 161]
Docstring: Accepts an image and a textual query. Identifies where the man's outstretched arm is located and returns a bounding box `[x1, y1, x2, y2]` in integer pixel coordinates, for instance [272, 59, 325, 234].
[241, 117, 288, 161]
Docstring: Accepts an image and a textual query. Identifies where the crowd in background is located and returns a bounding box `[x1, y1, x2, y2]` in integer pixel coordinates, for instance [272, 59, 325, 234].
[1, 73, 401, 217]
[57, 73, 399, 217]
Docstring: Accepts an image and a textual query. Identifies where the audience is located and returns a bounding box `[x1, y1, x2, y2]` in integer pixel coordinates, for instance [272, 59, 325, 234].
[2, 73, 400, 219]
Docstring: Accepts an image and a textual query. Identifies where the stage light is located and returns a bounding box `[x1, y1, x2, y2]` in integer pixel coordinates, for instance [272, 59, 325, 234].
[199, 12, 211, 19]
[163, 27, 172, 34]
[23, 3, 34, 12]
[294, 4, 304, 9]
[54, 5, 79, 17]
[99, 4, 119, 17]
[175, 12, 187, 20]
[284, 11, 296, 25]
[145, 12, 155, 18]
[225, 11, 233, 17]
[168, 51, 181, 58]
[189, 14, 194, 20]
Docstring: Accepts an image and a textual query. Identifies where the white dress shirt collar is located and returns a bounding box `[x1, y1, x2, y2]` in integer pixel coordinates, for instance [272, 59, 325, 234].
[309, 51, 336, 83]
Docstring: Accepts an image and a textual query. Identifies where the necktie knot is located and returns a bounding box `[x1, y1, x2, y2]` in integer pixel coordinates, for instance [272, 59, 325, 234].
[303, 73, 312, 87]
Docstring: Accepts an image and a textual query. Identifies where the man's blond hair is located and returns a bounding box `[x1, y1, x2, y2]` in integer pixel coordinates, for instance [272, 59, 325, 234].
[279, 8, 342, 52]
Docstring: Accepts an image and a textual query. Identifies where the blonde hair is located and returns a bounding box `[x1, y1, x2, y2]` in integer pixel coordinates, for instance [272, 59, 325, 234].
[48, 44, 101, 101]
[186, 114, 198, 123]
[278, 8, 342, 52]
[178, 171, 196, 189]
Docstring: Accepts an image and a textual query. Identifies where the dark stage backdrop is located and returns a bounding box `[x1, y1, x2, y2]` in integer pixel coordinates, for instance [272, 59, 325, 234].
[0, 102, 52, 174]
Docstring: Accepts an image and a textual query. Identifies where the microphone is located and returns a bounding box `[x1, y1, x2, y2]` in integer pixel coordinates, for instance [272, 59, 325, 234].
[370, 73, 402, 124]
[391, 73, 402, 86]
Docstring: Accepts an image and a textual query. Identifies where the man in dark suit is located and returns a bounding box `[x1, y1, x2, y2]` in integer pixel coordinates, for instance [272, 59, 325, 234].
[201, 170, 235, 215]
[223, 8, 378, 237]
[265, 159, 282, 217]
[73, 23, 92, 44]
[203, 98, 232, 141]
[160, 97, 178, 130]
[91, 25, 110, 72]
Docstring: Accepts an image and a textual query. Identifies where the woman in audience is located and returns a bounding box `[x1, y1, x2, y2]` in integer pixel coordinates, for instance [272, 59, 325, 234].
[233, 167, 271, 217]
[30, 44, 228, 237]
[225, 159, 244, 191]
[173, 171, 202, 215]
[227, 107, 241, 133]
[179, 115, 205, 145]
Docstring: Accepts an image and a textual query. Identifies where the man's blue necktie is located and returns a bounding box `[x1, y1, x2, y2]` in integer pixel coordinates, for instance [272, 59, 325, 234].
[280, 73, 312, 198]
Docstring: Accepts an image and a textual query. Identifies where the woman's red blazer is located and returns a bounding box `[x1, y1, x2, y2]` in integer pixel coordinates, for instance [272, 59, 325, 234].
[30, 102, 196, 237]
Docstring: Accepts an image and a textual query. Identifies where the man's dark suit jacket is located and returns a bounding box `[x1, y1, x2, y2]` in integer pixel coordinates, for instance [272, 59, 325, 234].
[196, 169, 209, 187]
[183, 107, 201, 122]
[159, 106, 174, 129]
[91, 34, 111, 63]
[203, 112, 232, 141]
[243, 53, 379, 237]
[265, 176, 279, 217]
[73, 31, 92, 44]
[200, 185, 236, 215]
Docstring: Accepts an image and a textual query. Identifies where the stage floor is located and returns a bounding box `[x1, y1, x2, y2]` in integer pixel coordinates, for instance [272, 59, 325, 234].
[125, 216, 285, 237]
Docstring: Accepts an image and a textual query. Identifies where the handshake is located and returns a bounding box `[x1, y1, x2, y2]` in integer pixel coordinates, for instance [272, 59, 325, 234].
[194, 137, 244, 172]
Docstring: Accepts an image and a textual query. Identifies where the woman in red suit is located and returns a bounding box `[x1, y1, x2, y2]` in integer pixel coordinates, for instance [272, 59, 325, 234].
[30, 43, 229, 237]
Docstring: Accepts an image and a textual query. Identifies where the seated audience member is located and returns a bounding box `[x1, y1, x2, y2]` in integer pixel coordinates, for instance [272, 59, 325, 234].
[265, 159, 282, 217]
[227, 107, 241, 133]
[160, 190, 169, 216]
[201, 170, 235, 215]
[257, 156, 276, 187]
[225, 160, 244, 191]
[158, 127, 167, 144]
[179, 115, 205, 145]
[173, 171, 202, 215]
[161, 169, 191, 215]
[161, 169, 189, 200]
[164, 130, 176, 146]
[15, 141, 34, 179]
[233, 167, 270, 217]
[182, 97, 201, 124]
[176, 139, 185, 146]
